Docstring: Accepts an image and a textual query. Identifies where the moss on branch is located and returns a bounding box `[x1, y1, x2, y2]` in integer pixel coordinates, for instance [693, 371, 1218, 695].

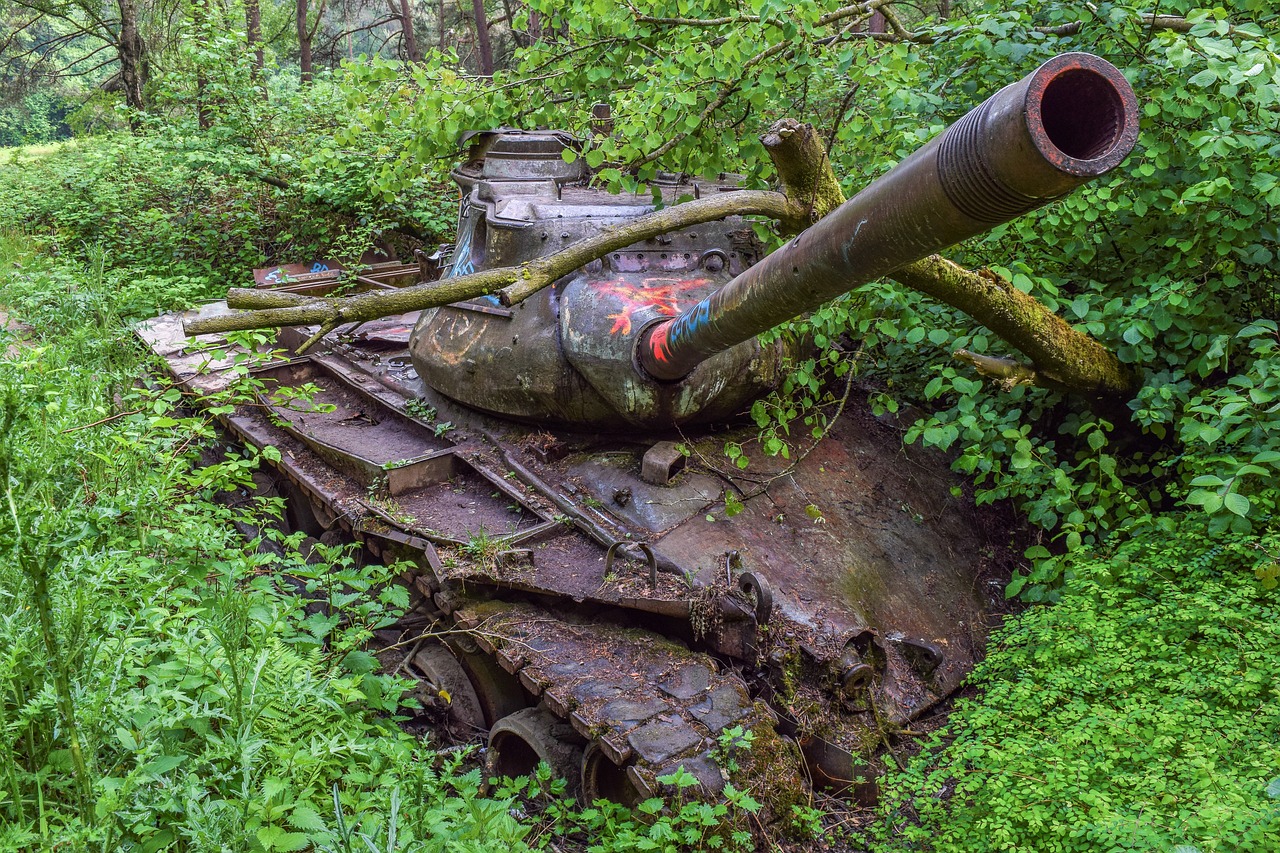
[184, 189, 802, 346]
[188, 115, 1136, 405]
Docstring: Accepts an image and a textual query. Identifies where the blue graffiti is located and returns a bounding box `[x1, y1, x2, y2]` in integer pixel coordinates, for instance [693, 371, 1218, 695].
[667, 295, 713, 347]
[840, 218, 869, 267]
[311, 262, 330, 273]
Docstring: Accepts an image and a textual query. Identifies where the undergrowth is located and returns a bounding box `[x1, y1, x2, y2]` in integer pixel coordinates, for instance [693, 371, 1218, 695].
[867, 519, 1280, 852]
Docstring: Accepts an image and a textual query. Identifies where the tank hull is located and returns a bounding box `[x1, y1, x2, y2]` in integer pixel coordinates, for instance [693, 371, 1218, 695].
[138, 302, 1014, 801]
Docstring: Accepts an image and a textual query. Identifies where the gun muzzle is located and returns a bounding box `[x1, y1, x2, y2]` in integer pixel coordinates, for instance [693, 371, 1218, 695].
[638, 52, 1139, 382]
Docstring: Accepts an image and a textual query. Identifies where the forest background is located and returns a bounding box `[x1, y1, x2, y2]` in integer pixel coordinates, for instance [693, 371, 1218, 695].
[0, 0, 1278, 851]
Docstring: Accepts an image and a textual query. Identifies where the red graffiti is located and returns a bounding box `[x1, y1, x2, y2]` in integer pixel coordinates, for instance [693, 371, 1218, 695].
[646, 321, 672, 363]
[595, 277, 710, 336]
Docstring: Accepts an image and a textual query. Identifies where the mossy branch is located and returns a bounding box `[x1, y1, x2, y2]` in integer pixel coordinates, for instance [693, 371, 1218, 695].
[760, 118, 846, 226]
[767, 120, 1137, 403]
[183, 189, 802, 346]
[890, 258, 1137, 400]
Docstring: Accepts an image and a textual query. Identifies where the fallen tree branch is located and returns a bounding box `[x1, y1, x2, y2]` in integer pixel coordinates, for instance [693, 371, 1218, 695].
[890, 258, 1137, 400]
[183, 190, 803, 342]
[765, 120, 1138, 404]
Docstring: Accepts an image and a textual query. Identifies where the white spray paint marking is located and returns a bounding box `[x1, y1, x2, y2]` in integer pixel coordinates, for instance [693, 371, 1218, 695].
[841, 218, 870, 267]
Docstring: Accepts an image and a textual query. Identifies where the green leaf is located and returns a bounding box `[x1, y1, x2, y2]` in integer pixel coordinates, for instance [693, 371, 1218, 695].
[1223, 492, 1250, 517]
[288, 805, 327, 833]
[273, 832, 311, 852]
[341, 650, 378, 674]
[1188, 69, 1218, 87]
[142, 755, 186, 776]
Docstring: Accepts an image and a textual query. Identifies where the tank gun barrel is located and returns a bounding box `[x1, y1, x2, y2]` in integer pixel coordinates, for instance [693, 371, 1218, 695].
[638, 52, 1139, 382]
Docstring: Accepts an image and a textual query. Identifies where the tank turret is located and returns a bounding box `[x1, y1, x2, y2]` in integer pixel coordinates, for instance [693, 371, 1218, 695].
[411, 52, 1137, 429]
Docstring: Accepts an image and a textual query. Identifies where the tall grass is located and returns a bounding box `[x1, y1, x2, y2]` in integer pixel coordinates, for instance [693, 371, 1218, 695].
[0, 142, 66, 165]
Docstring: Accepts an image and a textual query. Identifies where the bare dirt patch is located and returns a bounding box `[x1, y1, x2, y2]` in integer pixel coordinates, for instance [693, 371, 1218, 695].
[0, 307, 34, 357]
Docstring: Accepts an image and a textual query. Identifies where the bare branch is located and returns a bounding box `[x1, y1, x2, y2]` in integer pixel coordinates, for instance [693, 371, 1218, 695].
[1035, 13, 1227, 37]
[629, 0, 889, 28]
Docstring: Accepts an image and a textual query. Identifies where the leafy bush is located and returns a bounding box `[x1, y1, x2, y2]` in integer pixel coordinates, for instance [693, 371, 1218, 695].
[0, 135, 355, 292]
[0, 90, 74, 147]
[869, 519, 1280, 851]
[885, 4, 1280, 596]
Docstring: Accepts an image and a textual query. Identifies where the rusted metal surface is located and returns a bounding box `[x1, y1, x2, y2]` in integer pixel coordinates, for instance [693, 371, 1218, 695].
[639, 52, 1138, 380]
[448, 597, 790, 801]
[253, 257, 419, 295]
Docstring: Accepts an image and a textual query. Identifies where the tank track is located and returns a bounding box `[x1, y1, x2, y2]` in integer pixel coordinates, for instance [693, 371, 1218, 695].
[442, 595, 786, 800]
[137, 309, 806, 804]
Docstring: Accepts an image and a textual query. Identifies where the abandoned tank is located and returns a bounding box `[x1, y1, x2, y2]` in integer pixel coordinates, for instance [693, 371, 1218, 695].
[140, 53, 1138, 806]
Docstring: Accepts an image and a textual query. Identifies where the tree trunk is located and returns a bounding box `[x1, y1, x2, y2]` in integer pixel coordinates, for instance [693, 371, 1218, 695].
[399, 0, 421, 61]
[297, 0, 313, 84]
[528, 7, 541, 43]
[193, 0, 211, 129]
[117, 0, 146, 126]
[470, 0, 493, 76]
[246, 0, 265, 77]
